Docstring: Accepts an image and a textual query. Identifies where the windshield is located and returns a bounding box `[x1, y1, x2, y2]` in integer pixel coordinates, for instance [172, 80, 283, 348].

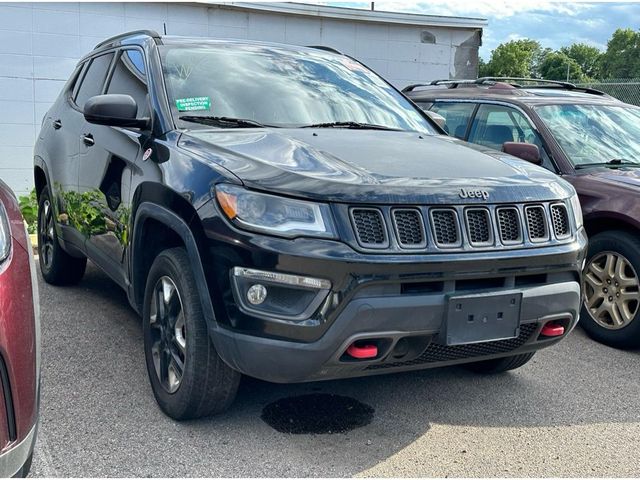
[159, 43, 434, 132]
[535, 103, 640, 167]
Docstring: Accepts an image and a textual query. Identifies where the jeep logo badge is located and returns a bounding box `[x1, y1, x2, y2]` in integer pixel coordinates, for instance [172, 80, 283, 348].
[459, 188, 489, 200]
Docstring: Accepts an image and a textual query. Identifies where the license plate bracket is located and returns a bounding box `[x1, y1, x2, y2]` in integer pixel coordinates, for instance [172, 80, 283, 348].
[443, 292, 522, 346]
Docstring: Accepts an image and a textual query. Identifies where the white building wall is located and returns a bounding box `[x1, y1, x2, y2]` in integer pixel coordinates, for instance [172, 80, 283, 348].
[0, 2, 480, 196]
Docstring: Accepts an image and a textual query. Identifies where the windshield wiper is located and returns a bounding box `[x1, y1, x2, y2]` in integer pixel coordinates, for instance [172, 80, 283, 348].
[179, 115, 267, 128]
[575, 158, 640, 169]
[300, 121, 400, 131]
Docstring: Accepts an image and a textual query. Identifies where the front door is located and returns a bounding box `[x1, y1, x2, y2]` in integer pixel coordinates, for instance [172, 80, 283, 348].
[78, 48, 150, 285]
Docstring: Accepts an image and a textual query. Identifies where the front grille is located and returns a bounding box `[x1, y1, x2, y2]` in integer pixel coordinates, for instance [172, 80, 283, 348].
[431, 209, 460, 246]
[347, 201, 572, 252]
[351, 208, 386, 247]
[497, 207, 521, 243]
[465, 208, 491, 245]
[392, 209, 425, 247]
[525, 205, 548, 241]
[550, 204, 570, 238]
[366, 323, 538, 370]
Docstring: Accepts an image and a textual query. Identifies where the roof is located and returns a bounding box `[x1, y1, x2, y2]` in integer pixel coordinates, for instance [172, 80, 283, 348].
[206, 2, 487, 29]
[404, 80, 623, 106]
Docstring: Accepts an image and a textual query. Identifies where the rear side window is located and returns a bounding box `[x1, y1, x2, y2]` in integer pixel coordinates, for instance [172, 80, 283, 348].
[429, 102, 476, 138]
[74, 53, 114, 110]
[106, 49, 149, 118]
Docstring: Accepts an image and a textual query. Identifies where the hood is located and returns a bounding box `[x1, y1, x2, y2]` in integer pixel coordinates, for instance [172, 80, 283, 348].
[179, 128, 573, 204]
[577, 167, 640, 190]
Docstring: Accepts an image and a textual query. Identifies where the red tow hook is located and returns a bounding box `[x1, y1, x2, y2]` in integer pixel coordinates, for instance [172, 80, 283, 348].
[541, 323, 565, 337]
[346, 343, 378, 359]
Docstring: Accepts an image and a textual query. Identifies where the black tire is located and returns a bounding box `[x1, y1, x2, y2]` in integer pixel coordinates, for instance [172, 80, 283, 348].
[16, 453, 33, 478]
[142, 247, 240, 420]
[465, 352, 535, 374]
[580, 230, 640, 349]
[37, 186, 86, 285]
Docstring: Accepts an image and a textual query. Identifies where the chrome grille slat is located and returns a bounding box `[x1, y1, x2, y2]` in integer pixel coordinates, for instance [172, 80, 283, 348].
[496, 207, 522, 244]
[430, 209, 461, 247]
[525, 205, 549, 241]
[350, 208, 387, 247]
[465, 208, 492, 245]
[392, 209, 426, 248]
[550, 204, 570, 238]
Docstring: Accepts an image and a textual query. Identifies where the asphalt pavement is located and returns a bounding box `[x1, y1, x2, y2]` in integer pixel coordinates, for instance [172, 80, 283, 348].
[31, 262, 640, 477]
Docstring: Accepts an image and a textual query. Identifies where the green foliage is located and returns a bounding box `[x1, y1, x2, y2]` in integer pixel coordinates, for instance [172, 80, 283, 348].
[560, 43, 603, 79]
[600, 28, 640, 79]
[481, 39, 544, 78]
[58, 186, 130, 247]
[539, 52, 585, 82]
[18, 189, 38, 235]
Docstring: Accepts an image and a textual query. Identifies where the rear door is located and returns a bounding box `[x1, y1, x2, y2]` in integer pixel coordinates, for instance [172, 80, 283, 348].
[428, 102, 477, 139]
[51, 53, 114, 249]
[78, 48, 150, 285]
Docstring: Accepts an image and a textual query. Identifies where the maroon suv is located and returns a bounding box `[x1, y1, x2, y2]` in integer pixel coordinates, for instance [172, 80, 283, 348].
[405, 78, 640, 349]
[0, 179, 39, 477]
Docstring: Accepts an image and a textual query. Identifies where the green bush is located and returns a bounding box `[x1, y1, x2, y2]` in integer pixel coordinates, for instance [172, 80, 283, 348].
[18, 189, 38, 235]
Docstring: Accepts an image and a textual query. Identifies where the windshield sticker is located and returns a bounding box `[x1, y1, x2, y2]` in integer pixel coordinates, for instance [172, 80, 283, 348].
[175, 96, 211, 112]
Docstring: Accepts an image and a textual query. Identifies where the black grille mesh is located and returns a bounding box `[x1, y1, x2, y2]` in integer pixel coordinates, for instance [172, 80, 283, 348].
[525, 206, 548, 240]
[366, 323, 538, 370]
[551, 204, 570, 238]
[466, 209, 491, 244]
[393, 209, 425, 246]
[497, 208, 521, 243]
[431, 210, 459, 245]
[352, 209, 386, 246]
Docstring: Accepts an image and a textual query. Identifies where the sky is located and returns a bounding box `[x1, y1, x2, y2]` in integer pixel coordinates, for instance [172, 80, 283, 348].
[323, 1, 640, 59]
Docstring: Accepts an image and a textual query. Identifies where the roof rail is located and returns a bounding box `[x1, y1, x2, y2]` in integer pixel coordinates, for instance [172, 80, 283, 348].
[476, 77, 606, 96]
[94, 30, 161, 49]
[402, 79, 482, 92]
[404, 77, 606, 96]
[306, 45, 343, 55]
[476, 77, 576, 88]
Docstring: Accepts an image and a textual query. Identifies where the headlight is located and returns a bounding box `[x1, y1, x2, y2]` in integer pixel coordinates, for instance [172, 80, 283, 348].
[0, 203, 11, 262]
[569, 193, 583, 230]
[215, 184, 337, 239]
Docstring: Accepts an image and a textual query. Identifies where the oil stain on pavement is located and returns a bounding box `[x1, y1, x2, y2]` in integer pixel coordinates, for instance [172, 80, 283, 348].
[261, 393, 374, 434]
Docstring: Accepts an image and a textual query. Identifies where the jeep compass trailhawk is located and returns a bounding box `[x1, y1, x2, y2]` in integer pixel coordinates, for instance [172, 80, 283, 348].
[34, 31, 586, 419]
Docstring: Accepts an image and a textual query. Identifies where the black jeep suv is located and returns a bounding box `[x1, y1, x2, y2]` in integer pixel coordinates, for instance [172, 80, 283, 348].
[404, 78, 640, 349]
[34, 32, 586, 419]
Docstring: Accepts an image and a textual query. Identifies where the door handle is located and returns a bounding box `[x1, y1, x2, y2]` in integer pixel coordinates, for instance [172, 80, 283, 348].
[52, 119, 62, 130]
[82, 134, 95, 147]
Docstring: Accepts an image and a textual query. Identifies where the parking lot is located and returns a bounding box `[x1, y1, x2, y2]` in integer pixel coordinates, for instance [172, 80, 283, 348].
[30, 262, 640, 477]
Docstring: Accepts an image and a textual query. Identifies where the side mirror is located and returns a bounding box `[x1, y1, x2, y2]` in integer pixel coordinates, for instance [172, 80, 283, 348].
[84, 94, 150, 129]
[426, 110, 447, 130]
[502, 142, 541, 165]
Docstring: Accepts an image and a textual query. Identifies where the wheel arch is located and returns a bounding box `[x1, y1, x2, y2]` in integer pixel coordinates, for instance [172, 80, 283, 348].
[33, 157, 50, 200]
[583, 213, 640, 239]
[129, 183, 217, 335]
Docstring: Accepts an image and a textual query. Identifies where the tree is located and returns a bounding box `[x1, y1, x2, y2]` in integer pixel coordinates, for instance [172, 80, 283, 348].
[600, 28, 640, 78]
[481, 39, 546, 78]
[539, 52, 585, 82]
[560, 43, 602, 79]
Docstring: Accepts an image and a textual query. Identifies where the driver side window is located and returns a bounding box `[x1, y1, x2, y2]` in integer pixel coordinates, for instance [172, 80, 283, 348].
[468, 104, 555, 171]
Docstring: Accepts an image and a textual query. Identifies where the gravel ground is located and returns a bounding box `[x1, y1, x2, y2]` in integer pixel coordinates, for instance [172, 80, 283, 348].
[30, 262, 640, 477]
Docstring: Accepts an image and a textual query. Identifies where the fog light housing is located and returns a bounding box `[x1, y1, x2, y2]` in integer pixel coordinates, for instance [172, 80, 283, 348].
[247, 284, 267, 305]
[231, 267, 331, 322]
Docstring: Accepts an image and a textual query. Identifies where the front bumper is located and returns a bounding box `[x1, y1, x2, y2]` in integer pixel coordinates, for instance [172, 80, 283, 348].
[0, 424, 35, 478]
[203, 217, 587, 383]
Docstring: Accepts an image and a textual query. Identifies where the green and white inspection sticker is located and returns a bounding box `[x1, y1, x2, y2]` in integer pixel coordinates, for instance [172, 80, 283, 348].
[175, 96, 211, 112]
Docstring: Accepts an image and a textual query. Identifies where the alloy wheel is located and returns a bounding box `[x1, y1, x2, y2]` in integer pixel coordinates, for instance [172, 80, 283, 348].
[584, 251, 640, 329]
[149, 276, 187, 393]
[39, 199, 55, 269]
